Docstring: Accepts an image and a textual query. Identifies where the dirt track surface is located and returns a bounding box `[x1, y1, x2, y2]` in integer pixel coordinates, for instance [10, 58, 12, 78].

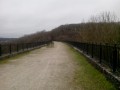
[0, 42, 76, 90]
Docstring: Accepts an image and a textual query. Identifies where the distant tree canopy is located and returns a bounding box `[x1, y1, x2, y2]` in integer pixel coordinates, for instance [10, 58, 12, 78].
[51, 22, 120, 44]
[16, 31, 52, 43]
[51, 12, 120, 44]
[6, 12, 120, 44]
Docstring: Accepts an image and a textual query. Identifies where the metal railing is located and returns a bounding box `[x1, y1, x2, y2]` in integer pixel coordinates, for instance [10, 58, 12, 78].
[67, 41, 120, 73]
[0, 41, 50, 58]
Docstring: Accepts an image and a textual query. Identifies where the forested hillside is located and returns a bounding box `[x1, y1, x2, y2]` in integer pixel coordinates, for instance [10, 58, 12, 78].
[51, 22, 120, 44]
[2, 12, 119, 45]
[51, 12, 120, 44]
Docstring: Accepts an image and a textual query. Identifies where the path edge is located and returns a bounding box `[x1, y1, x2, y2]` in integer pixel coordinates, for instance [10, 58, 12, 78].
[68, 44, 120, 90]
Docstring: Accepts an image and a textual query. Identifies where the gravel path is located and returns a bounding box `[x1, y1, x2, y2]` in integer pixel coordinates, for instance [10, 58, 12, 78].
[0, 42, 76, 90]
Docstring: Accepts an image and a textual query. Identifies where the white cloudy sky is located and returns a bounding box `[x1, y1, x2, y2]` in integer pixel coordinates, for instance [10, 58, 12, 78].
[0, 0, 120, 38]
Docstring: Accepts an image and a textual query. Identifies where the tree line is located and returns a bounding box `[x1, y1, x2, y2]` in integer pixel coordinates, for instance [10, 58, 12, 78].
[51, 12, 120, 44]
[2, 12, 120, 45]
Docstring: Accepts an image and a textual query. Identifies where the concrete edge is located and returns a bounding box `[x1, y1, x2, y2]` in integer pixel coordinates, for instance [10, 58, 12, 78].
[69, 45, 120, 89]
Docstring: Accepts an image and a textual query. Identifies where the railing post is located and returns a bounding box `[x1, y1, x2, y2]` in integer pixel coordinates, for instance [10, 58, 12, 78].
[0, 44, 2, 56]
[17, 44, 19, 52]
[27, 43, 28, 50]
[87, 43, 88, 54]
[22, 43, 24, 51]
[9, 44, 12, 54]
[99, 44, 102, 63]
[37, 42, 38, 47]
[25, 43, 26, 50]
[29, 43, 30, 49]
[112, 44, 117, 72]
[106, 43, 108, 62]
[91, 43, 93, 58]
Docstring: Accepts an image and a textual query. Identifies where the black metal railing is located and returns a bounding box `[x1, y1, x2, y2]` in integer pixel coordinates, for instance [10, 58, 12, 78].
[0, 41, 50, 58]
[67, 41, 120, 73]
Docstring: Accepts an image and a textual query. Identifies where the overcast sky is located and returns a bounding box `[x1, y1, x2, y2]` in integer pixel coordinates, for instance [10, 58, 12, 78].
[0, 0, 120, 38]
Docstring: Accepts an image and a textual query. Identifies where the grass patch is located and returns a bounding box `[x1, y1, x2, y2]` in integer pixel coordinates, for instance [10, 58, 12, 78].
[0, 51, 30, 64]
[68, 46, 117, 90]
